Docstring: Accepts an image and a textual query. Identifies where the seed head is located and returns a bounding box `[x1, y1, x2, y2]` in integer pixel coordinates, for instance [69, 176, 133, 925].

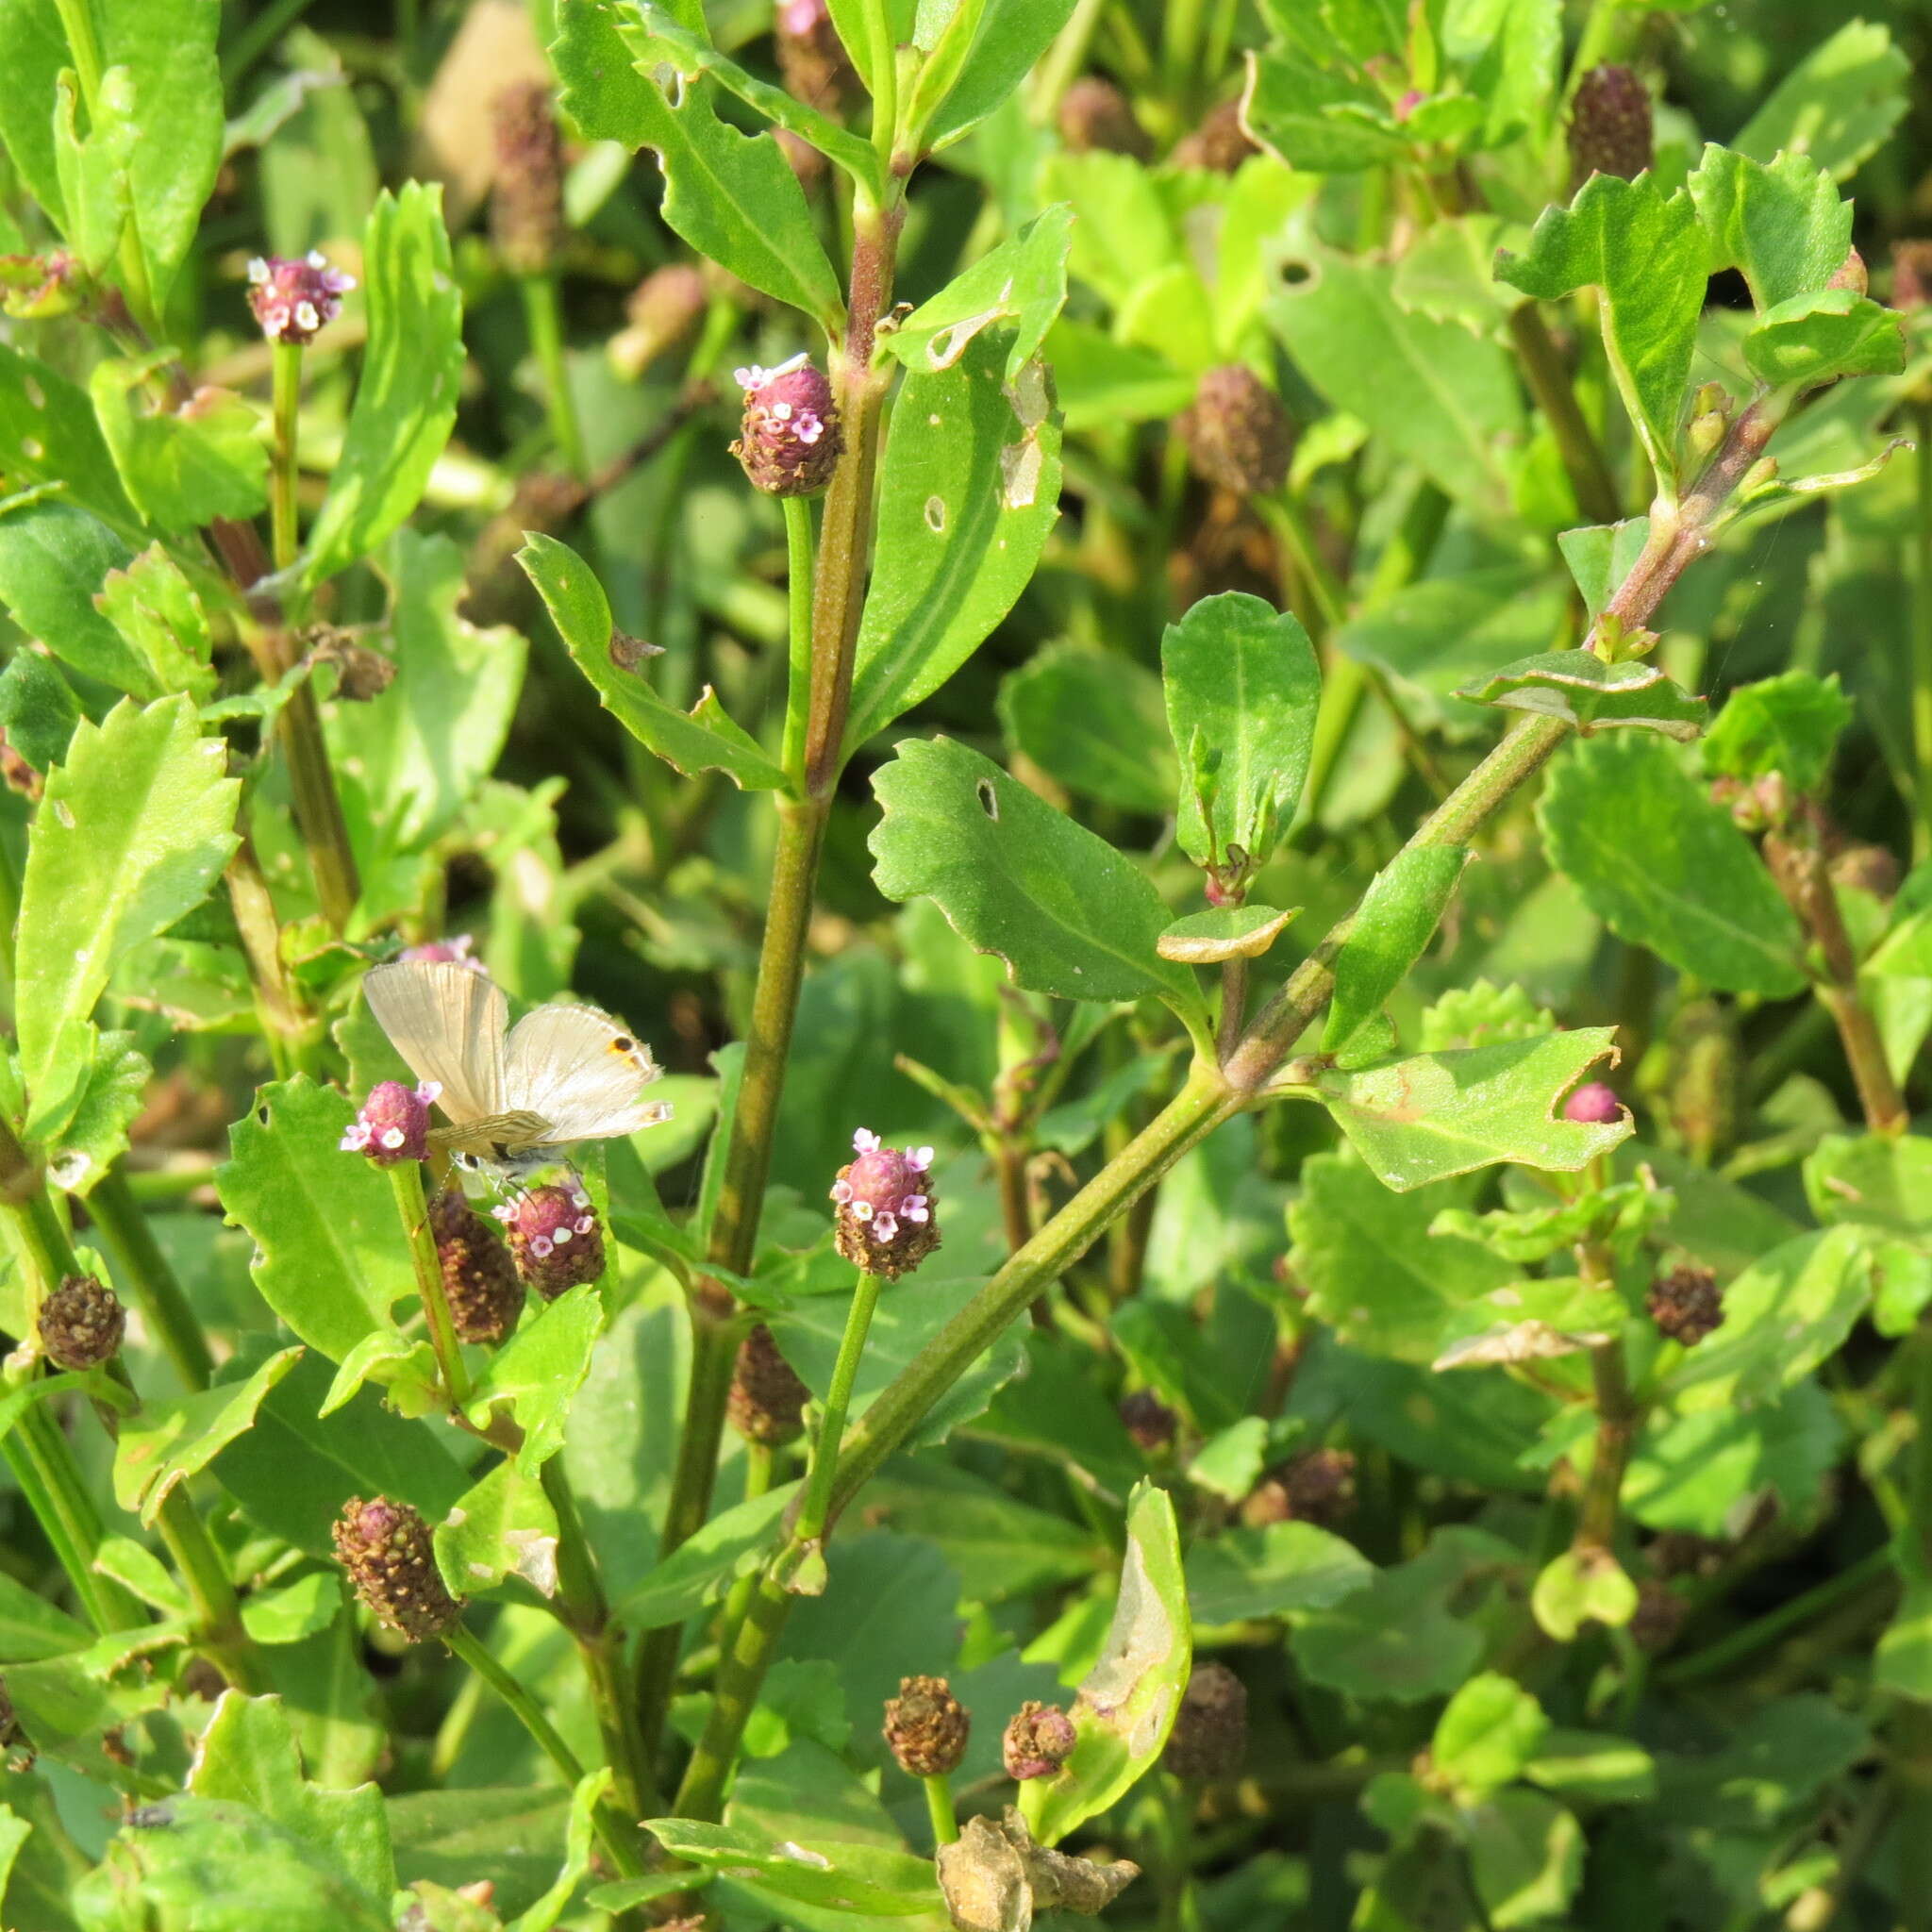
[332, 1496, 461, 1641]
[1646, 1263, 1723, 1347]
[1629, 1577, 1688, 1653]
[1568, 65, 1653, 188]
[1562, 1081, 1624, 1124]
[494, 1185, 604, 1299]
[1163, 1662, 1247, 1781]
[610, 264, 708, 380]
[429, 1185, 526, 1344]
[728, 1324, 810, 1445]
[1891, 242, 1932, 311]
[1241, 1448, 1357, 1530]
[1177, 365, 1291, 497]
[733, 356, 843, 497]
[1119, 1389, 1177, 1453]
[884, 1674, 971, 1777]
[491, 80, 566, 277]
[1174, 97, 1258, 173]
[1057, 77, 1152, 159]
[1002, 1701, 1076, 1781]
[831, 1130, 941, 1279]
[247, 251, 355, 346]
[340, 1080, 438, 1165]
[38, 1274, 125, 1371]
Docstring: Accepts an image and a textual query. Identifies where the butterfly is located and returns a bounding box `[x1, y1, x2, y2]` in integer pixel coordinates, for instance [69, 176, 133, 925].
[363, 960, 671, 1180]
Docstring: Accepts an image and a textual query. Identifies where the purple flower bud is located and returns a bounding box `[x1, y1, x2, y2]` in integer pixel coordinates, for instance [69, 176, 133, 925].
[495, 1184, 605, 1298]
[831, 1129, 941, 1279]
[732, 356, 843, 497]
[398, 934, 487, 974]
[1002, 1701, 1077, 1781]
[340, 1081, 439, 1164]
[247, 251, 355, 346]
[1562, 1081, 1624, 1125]
[1177, 364, 1291, 497]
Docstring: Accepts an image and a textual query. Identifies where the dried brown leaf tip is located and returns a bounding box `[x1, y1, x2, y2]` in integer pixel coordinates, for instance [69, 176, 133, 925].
[937, 1808, 1138, 1932]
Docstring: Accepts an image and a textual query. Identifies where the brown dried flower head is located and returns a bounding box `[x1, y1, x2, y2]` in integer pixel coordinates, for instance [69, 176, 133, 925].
[332, 1495, 461, 1641]
[883, 1674, 971, 1777]
[728, 1324, 811, 1445]
[39, 1274, 125, 1371]
[429, 1184, 525, 1344]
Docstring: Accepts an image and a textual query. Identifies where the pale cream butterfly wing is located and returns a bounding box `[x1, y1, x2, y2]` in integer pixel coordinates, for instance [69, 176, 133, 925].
[501, 1001, 670, 1148]
[362, 960, 508, 1126]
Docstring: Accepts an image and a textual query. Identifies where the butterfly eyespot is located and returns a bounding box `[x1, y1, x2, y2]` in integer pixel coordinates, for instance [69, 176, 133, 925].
[611, 1036, 634, 1053]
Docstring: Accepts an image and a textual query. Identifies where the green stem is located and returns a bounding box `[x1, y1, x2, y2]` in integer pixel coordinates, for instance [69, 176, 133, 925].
[673, 1569, 791, 1821]
[1911, 400, 1932, 863]
[223, 842, 315, 1079]
[270, 340, 304, 572]
[785, 1270, 885, 1581]
[151, 1487, 268, 1691]
[442, 1621, 645, 1879]
[0, 1415, 124, 1633]
[1656, 1543, 1891, 1689]
[1507, 303, 1623, 526]
[923, 1772, 958, 1849]
[388, 1161, 469, 1408]
[1574, 1330, 1637, 1556]
[1029, 0, 1109, 122]
[1257, 491, 1344, 639]
[780, 494, 817, 782]
[87, 1164, 214, 1391]
[522, 273, 588, 481]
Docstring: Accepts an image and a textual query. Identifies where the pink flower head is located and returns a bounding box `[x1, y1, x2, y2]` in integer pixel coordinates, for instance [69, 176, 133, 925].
[341, 1081, 440, 1164]
[398, 934, 487, 973]
[497, 1184, 605, 1298]
[779, 0, 827, 31]
[1562, 1081, 1624, 1125]
[831, 1131, 941, 1278]
[247, 250, 355, 346]
[731, 354, 842, 496]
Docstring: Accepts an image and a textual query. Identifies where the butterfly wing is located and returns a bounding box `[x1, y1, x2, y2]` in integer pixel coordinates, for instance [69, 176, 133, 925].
[363, 962, 508, 1124]
[502, 1002, 668, 1147]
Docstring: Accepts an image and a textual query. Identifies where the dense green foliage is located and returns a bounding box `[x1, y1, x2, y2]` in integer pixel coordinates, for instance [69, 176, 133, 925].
[0, 0, 1929, 1927]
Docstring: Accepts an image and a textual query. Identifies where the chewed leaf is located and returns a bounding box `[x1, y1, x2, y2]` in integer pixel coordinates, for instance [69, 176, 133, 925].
[1455, 651, 1707, 741]
[1020, 1480, 1191, 1846]
[882, 206, 1073, 382]
[433, 1460, 559, 1600]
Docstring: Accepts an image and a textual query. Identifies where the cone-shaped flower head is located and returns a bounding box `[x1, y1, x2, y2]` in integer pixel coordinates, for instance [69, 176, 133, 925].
[340, 1081, 439, 1165]
[884, 1674, 971, 1776]
[495, 1184, 604, 1298]
[247, 251, 355, 345]
[831, 1129, 940, 1278]
[1163, 1662, 1247, 1780]
[1002, 1701, 1076, 1781]
[39, 1274, 125, 1370]
[728, 1324, 810, 1445]
[732, 356, 843, 496]
[429, 1184, 526, 1344]
[333, 1495, 461, 1641]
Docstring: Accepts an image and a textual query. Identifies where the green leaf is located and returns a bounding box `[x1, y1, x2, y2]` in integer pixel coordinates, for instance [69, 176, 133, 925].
[639, 1819, 940, 1917]
[1688, 144, 1852, 311]
[0, 499, 152, 694]
[70, 1797, 391, 1931]
[1391, 212, 1520, 340]
[1623, 1383, 1842, 1537]
[112, 1346, 303, 1526]
[300, 184, 464, 589]
[0, 650, 79, 778]
[465, 1286, 603, 1477]
[1455, 650, 1707, 741]
[1522, 1729, 1656, 1804]
[1245, 33, 1406, 173]
[1530, 1547, 1637, 1641]
[1538, 733, 1807, 996]
[95, 0, 224, 300]
[94, 545, 218, 703]
[1702, 669, 1851, 793]
[1731, 20, 1908, 183]
[16, 694, 238, 1125]
[434, 1459, 559, 1602]
[90, 356, 269, 531]
[519, 533, 785, 791]
[513, 1768, 611, 1932]
[389, 1789, 573, 1921]
[1432, 1674, 1549, 1799]
[1558, 517, 1651, 618]
[869, 738, 1205, 1024]
[1158, 905, 1298, 964]
[861, 1463, 1098, 1602]
[1323, 846, 1469, 1054]
[215, 1080, 421, 1395]
[209, 1350, 471, 1559]
[1467, 1789, 1585, 1929]
[1162, 591, 1322, 870]
[587, 44, 841, 328]
[240, 1573, 341, 1647]
[618, 1480, 802, 1629]
[917, 0, 1079, 152]
[1268, 251, 1524, 509]
[843, 339, 1063, 753]
[1317, 1030, 1629, 1191]
[1287, 1149, 1516, 1364]
[768, 1274, 1025, 1450]
[1021, 1480, 1191, 1846]
[0, 1566, 92, 1661]
[52, 66, 134, 275]
[998, 641, 1174, 816]
[1496, 173, 1705, 491]
[1187, 1522, 1375, 1625]
[0, 340, 140, 530]
[881, 205, 1072, 383]
[1743, 287, 1903, 391]
[0, 0, 69, 231]
[187, 1692, 393, 1905]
